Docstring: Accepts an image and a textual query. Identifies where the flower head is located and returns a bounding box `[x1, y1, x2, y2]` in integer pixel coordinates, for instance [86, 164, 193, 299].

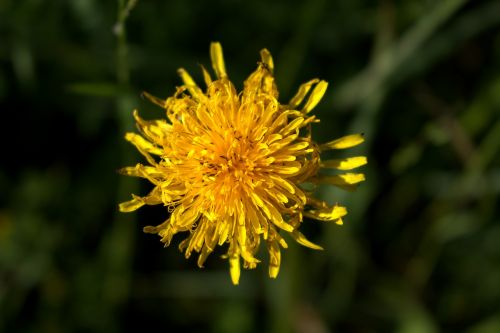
[119, 42, 366, 284]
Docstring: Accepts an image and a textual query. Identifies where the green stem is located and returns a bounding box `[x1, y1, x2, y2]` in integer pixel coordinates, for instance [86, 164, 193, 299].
[116, 0, 138, 85]
[97, 1, 139, 330]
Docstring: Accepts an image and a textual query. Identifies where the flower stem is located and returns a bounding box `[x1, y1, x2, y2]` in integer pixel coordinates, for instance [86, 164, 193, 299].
[98, 0, 140, 325]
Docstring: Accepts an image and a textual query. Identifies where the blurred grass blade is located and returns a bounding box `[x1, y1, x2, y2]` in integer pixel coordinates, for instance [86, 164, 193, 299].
[67, 82, 124, 97]
[333, 0, 468, 109]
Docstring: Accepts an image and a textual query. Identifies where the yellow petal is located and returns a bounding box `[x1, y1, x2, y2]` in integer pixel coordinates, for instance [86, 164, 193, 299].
[250, 191, 265, 209]
[276, 234, 288, 249]
[240, 247, 260, 264]
[197, 245, 212, 268]
[302, 80, 328, 114]
[304, 204, 347, 222]
[320, 134, 365, 150]
[178, 68, 203, 98]
[141, 91, 167, 109]
[118, 164, 162, 184]
[291, 231, 324, 250]
[200, 65, 212, 87]
[132, 110, 171, 143]
[253, 126, 268, 141]
[267, 240, 281, 279]
[262, 70, 276, 96]
[334, 173, 366, 184]
[229, 254, 240, 285]
[266, 201, 294, 232]
[204, 223, 218, 251]
[269, 164, 301, 175]
[268, 111, 292, 133]
[314, 173, 365, 191]
[125, 133, 162, 165]
[210, 42, 227, 78]
[178, 237, 191, 252]
[267, 133, 298, 152]
[268, 174, 295, 194]
[118, 195, 145, 212]
[143, 219, 171, 238]
[260, 48, 274, 73]
[264, 187, 288, 204]
[285, 141, 309, 151]
[187, 222, 207, 256]
[125, 133, 162, 155]
[273, 155, 297, 163]
[237, 223, 247, 244]
[172, 205, 201, 228]
[288, 79, 319, 109]
[320, 156, 368, 170]
[280, 117, 304, 136]
[119, 189, 162, 213]
[218, 222, 230, 245]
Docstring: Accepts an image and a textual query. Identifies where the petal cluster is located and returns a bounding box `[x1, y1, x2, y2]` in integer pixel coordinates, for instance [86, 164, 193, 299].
[119, 42, 366, 284]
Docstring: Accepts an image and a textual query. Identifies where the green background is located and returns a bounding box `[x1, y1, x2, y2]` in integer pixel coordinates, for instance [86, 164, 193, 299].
[1, 0, 500, 332]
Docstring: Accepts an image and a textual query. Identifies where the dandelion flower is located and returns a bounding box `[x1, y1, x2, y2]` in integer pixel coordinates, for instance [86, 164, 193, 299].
[119, 42, 366, 285]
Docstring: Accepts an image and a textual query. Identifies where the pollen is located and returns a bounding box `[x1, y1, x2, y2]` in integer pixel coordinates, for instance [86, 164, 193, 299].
[119, 42, 366, 285]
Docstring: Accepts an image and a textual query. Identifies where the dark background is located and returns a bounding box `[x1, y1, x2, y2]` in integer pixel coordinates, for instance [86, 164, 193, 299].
[1, 0, 500, 332]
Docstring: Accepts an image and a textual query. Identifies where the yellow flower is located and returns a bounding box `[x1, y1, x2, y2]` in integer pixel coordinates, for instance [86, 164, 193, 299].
[119, 42, 366, 285]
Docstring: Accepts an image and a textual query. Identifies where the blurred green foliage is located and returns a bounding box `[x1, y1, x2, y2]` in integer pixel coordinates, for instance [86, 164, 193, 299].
[1, 0, 500, 332]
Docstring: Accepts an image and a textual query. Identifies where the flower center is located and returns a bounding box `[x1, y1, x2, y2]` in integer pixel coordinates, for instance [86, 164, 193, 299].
[215, 130, 256, 180]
